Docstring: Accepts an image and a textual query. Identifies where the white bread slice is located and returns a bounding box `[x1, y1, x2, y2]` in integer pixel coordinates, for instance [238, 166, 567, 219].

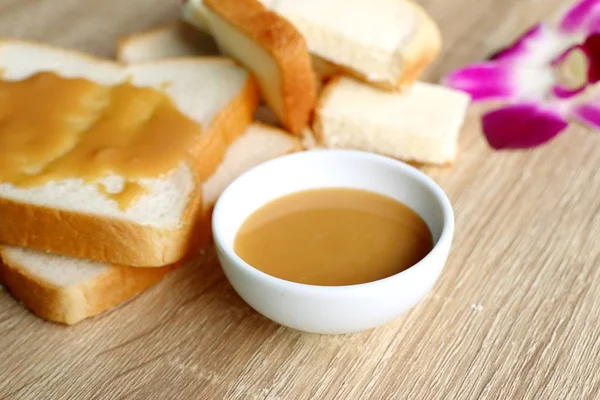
[201, 0, 316, 134]
[0, 247, 179, 325]
[203, 122, 302, 205]
[0, 123, 301, 325]
[182, 2, 338, 86]
[182, 0, 211, 33]
[262, 0, 442, 90]
[116, 22, 220, 63]
[0, 40, 258, 267]
[314, 77, 470, 165]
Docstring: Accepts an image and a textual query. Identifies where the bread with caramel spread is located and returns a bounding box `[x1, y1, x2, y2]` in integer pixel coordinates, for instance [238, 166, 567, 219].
[0, 40, 258, 267]
[0, 122, 301, 324]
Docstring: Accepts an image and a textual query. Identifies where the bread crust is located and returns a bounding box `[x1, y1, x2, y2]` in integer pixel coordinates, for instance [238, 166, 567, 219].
[0, 41, 258, 266]
[394, 1, 442, 90]
[196, 74, 260, 180]
[204, 0, 316, 134]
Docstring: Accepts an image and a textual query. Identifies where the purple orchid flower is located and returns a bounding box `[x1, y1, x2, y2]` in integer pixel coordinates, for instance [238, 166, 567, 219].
[443, 0, 600, 150]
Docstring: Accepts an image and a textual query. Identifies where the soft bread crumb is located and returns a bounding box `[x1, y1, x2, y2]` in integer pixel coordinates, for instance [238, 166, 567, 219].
[2, 246, 108, 287]
[314, 77, 470, 165]
[300, 127, 321, 150]
[203, 123, 301, 207]
[0, 165, 194, 227]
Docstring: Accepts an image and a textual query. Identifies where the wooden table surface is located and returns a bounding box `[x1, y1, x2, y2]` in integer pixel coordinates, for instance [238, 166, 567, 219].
[1, 0, 599, 399]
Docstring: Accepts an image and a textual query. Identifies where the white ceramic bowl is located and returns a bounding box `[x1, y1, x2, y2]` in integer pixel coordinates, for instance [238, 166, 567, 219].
[212, 150, 454, 334]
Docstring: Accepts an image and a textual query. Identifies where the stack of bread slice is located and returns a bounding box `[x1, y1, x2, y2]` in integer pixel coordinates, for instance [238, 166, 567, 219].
[182, 0, 471, 164]
[0, 39, 301, 324]
[1, 0, 471, 325]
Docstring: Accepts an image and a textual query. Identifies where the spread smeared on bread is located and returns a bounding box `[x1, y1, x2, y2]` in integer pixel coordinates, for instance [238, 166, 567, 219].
[0, 72, 202, 210]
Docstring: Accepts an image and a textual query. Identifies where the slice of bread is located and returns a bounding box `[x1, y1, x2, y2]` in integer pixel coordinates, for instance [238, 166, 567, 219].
[314, 77, 470, 165]
[182, 0, 211, 33]
[0, 123, 301, 325]
[0, 40, 258, 267]
[201, 0, 316, 134]
[182, 2, 339, 86]
[203, 122, 302, 204]
[259, 0, 442, 91]
[0, 247, 179, 325]
[117, 22, 220, 63]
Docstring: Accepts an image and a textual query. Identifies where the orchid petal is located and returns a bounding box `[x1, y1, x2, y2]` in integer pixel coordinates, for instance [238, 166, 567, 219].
[582, 34, 600, 83]
[482, 104, 568, 149]
[491, 24, 572, 67]
[491, 24, 546, 63]
[553, 85, 586, 98]
[588, 13, 600, 34]
[571, 102, 600, 130]
[443, 63, 519, 101]
[560, 0, 600, 35]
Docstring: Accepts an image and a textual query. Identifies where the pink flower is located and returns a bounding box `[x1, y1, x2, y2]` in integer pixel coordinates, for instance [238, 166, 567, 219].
[443, 0, 600, 150]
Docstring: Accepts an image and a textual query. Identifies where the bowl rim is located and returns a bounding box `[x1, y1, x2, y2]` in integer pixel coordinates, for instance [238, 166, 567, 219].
[212, 149, 454, 294]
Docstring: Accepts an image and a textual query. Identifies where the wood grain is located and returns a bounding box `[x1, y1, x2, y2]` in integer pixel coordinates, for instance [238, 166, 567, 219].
[1, 0, 599, 399]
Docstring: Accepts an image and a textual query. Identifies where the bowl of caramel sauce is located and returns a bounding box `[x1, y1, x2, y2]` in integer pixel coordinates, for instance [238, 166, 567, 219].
[212, 150, 454, 334]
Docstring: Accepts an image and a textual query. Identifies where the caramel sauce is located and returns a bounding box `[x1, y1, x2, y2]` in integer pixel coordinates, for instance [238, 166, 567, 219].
[0, 72, 202, 209]
[234, 188, 434, 286]
[98, 182, 148, 210]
